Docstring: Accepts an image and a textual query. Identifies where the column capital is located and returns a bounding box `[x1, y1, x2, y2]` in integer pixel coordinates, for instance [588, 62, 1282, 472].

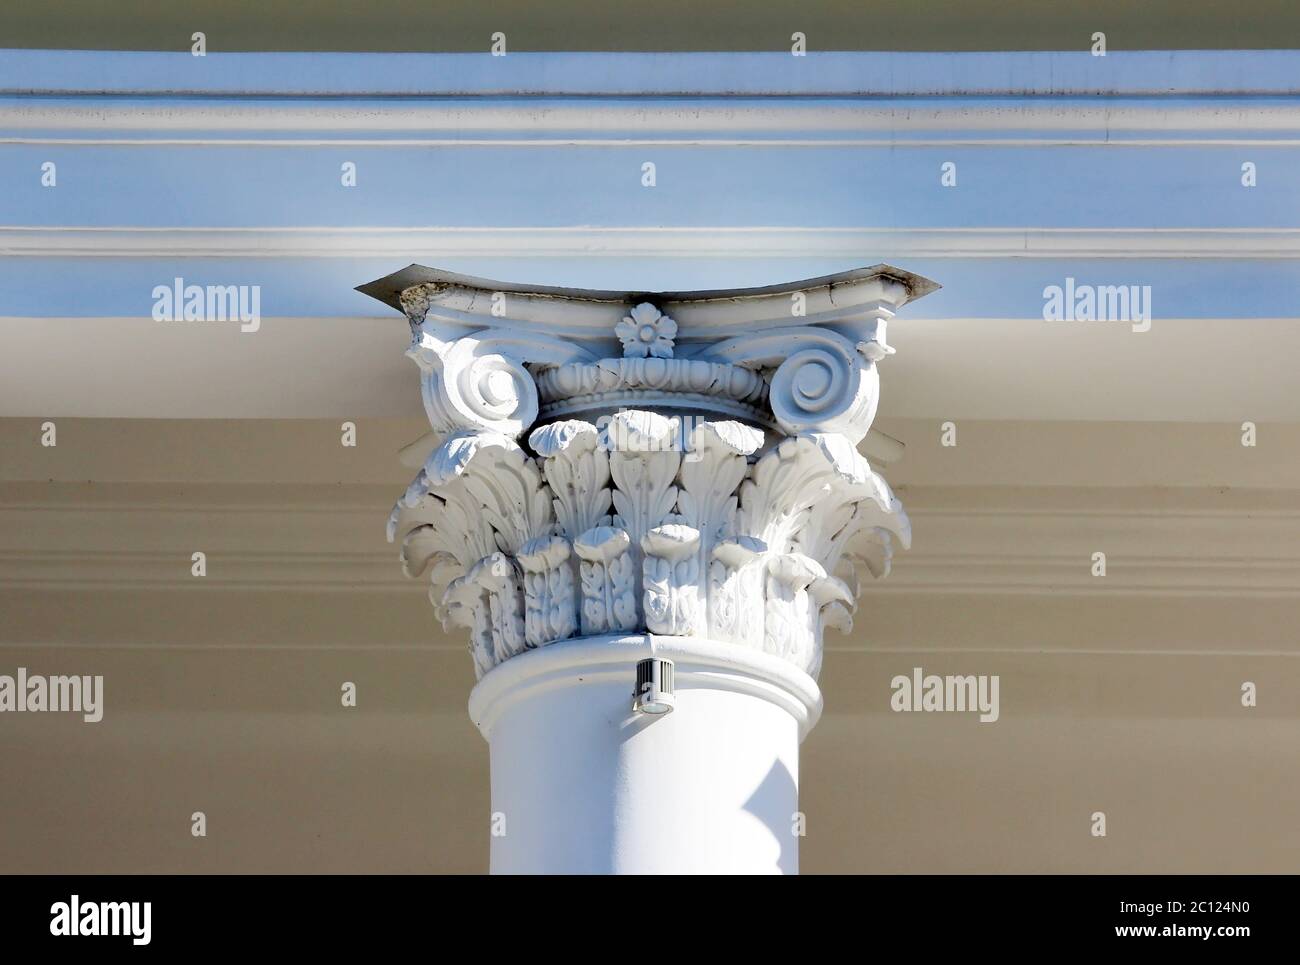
[360, 265, 937, 681]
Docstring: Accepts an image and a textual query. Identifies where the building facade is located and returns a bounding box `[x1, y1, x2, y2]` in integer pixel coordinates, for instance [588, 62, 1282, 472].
[2, 25, 1299, 872]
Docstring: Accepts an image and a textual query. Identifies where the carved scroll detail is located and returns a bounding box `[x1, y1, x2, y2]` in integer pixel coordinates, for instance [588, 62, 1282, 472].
[707, 327, 880, 443]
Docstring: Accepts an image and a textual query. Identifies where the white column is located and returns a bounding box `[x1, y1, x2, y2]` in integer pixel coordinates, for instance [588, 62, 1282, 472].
[470, 634, 820, 874]
[361, 265, 937, 874]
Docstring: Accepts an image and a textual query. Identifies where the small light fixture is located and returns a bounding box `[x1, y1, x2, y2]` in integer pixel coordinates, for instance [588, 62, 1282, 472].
[633, 658, 675, 715]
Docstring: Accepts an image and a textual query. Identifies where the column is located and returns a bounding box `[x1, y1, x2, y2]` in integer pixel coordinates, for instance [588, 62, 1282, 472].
[359, 264, 938, 874]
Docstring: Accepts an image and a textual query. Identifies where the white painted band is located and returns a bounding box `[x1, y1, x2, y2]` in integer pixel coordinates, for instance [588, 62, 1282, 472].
[468, 633, 824, 741]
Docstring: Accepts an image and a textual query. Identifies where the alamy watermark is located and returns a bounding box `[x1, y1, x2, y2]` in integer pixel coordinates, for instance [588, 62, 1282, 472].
[1042, 277, 1152, 333]
[152, 277, 261, 333]
[891, 667, 1000, 723]
[50, 895, 150, 945]
[0, 668, 103, 722]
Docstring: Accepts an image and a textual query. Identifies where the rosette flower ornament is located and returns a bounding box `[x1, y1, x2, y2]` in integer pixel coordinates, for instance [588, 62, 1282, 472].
[616, 303, 677, 359]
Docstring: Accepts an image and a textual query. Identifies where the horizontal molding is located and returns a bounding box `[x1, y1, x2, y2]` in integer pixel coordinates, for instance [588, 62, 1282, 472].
[16, 137, 1300, 148]
[5, 50, 1300, 97]
[4, 98, 1299, 143]
[5, 550, 1295, 598]
[4, 481, 1299, 658]
[0, 548, 400, 593]
[8, 225, 1300, 260]
[4, 484, 1299, 600]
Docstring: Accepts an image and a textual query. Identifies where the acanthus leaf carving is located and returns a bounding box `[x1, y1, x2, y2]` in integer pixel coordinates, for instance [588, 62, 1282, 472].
[426, 430, 555, 555]
[573, 526, 637, 636]
[604, 410, 682, 604]
[530, 419, 612, 540]
[764, 552, 825, 673]
[472, 552, 527, 665]
[738, 435, 840, 556]
[807, 575, 855, 678]
[393, 416, 909, 680]
[375, 269, 934, 682]
[442, 574, 495, 680]
[708, 535, 767, 645]
[398, 523, 441, 579]
[678, 420, 764, 552]
[517, 534, 579, 647]
[642, 523, 703, 636]
[678, 419, 765, 632]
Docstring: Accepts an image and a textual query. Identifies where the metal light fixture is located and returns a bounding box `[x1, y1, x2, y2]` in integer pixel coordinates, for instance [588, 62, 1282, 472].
[633, 658, 675, 715]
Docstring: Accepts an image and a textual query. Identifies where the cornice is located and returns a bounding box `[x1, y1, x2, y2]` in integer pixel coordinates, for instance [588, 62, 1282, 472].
[4, 97, 1300, 140]
[10, 226, 1300, 261]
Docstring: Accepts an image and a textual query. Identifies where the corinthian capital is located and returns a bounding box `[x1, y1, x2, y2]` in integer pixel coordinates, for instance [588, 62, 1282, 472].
[360, 265, 936, 679]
